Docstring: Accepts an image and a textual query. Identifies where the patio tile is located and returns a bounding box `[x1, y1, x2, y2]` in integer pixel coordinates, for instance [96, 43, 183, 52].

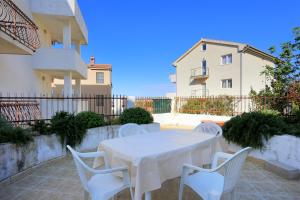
[1, 155, 300, 200]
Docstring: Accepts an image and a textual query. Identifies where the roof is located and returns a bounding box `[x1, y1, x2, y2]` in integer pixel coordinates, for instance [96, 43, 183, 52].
[172, 38, 276, 67]
[88, 64, 112, 71]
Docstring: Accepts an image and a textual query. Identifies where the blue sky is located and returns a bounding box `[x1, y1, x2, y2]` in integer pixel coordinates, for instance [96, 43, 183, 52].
[78, 0, 300, 96]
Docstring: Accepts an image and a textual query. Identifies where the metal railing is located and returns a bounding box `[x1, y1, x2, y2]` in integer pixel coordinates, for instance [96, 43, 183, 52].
[135, 97, 172, 114]
[0, 0, 40, 51]
[191, 67, 209, 79]
[0, 95, 127, 125]
[175, 96, 297, 116]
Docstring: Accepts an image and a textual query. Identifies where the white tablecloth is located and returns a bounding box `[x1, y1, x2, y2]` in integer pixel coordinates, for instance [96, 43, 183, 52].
[93, 130, 220, 200]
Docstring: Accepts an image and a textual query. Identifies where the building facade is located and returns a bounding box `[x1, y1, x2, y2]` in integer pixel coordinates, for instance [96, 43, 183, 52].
[171, 38, 275, 97]
[0, 0, 88, 97]
[53, 57, 112, 97]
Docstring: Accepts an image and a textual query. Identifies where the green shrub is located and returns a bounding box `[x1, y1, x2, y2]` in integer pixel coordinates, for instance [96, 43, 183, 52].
[181, 96, 234, 116]
[75, 111, 105, 129]
[30, 120, 51, 135]
[50, 111, 86, 147]
[0, 115, 32, 145]
[223, 111, 287, 149]
[119, 107, 153, 124]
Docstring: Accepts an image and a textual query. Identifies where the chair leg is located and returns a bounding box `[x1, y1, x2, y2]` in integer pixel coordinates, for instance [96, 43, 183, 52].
[231, 189, 236, 200]
[178, 182, 185, 200]
[84, 191, 89, 200]
[129, 187, 134, 200]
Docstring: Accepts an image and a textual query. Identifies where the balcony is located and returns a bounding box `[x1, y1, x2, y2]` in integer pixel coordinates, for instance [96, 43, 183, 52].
[169, 73, 176, 83]
[0, 0, 40, 54]
[190, 67, 209, 80]
[31, 0, 88, 44]
[32, 48, 87, 79]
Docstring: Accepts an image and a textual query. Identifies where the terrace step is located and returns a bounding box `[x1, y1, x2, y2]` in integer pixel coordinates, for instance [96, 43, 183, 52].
[264, 160, 300, 180]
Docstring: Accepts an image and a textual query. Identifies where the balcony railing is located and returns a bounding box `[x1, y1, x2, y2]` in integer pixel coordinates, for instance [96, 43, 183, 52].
[191, 67, 209, 79]
[0, 0, 40, 52]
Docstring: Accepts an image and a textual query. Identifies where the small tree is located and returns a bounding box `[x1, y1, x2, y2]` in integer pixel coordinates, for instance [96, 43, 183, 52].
[252, 27, 300, 113]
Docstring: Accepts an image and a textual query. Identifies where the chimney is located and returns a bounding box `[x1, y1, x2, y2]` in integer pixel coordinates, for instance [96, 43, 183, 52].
[90, 56, 95, 65]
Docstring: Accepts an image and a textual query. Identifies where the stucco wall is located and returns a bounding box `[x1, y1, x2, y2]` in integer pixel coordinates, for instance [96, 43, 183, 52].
[225, 135, 300, 170]
[0, 123, 160, 182]
[242, 53, 274, 95]
[153, 113, 232, 127]
[175, 42, 274, 97]
[0, 54, 53, 95]
[176, 43, 242, 96]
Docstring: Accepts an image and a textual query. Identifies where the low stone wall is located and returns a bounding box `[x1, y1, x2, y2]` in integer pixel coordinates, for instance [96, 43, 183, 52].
[153, 113, 232, 127]
[0, 123, 160, 182]
[224, 135, 300, 170]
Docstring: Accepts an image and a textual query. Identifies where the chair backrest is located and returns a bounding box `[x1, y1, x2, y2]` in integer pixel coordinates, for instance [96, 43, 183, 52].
[67, 145, 89, 191]
[218, 147, 252, 193]
[118, 123, 147, 137]
[194, 122, 223, 136]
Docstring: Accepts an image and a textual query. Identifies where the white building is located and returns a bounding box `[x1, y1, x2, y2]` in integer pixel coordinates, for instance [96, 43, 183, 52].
[0, 0, 88, 97]
[171, 38, 275, 97]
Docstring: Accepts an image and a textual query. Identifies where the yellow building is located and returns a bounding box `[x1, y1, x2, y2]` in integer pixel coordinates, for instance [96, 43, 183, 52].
[53, 57, 112, 97]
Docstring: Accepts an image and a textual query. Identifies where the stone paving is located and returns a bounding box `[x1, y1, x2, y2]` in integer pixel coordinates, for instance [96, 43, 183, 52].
[1, 154, 300, 200]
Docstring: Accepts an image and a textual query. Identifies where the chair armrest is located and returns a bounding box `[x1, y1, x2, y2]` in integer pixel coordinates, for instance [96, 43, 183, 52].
[183, 164, 213, 173]
[212, 152, 233, 168]
[77, 151, 105, 158]
[180, 164, 215, 185]
[89, 166, 128, 174]
[77, 151, 109, 169]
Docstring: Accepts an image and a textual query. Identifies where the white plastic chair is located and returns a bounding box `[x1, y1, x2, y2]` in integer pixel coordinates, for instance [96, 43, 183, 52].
[179, 147, 252, 200]
[118, 123, 148, 137]
[194, 122, 223, 136]
[67, 145, 134, 200]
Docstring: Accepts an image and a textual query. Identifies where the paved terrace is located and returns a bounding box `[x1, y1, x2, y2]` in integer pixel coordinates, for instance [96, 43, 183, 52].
[1, 154, 300, 200]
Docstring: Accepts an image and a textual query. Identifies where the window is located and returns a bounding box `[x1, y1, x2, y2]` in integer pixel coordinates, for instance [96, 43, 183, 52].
[221, 54, 232, 65]
[202, 60, 206, 67]
[96, 72, 104, 84]
[221, 79, 232, 88]
[202, 60, 207, 75]
[201, 44, 206, 51]
[96, 95, 104, 106]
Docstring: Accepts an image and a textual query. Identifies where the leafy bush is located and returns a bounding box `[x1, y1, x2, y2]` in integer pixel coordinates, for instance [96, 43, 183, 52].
[181, 96, 234, 115]
[51, 111, 86, 147]
[75, 111, 105, 129]
[223, 111, 287, 149]
[119, 107, 153, 124]
[30, 120, 51, 135]
[0, 115, 32, 145]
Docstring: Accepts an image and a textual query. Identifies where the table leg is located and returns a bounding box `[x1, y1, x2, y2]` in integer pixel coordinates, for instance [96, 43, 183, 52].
[145, 192, 151, 200]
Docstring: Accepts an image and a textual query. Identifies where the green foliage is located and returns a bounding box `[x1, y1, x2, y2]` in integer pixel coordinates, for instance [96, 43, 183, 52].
[0, 115, 32, 145]
[30, 120, 51, 135]
[181, 96, 234, 116]
[223, 112, 287, 149]
[119, 107, 153, 124]
[50, 111, 86, 147]
[75, 111, 105, 129]
[252, 27, 300, 113]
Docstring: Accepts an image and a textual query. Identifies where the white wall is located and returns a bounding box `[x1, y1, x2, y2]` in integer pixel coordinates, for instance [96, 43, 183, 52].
[225, 135, 300, 170]
[153, 113, 232, 127]
[0, 123, 160, 182]
[176, 43, 242, 96]
[0, 54, 52, 95]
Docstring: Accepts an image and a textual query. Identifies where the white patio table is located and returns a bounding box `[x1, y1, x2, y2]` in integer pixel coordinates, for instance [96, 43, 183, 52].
[93, 130, 220, 200]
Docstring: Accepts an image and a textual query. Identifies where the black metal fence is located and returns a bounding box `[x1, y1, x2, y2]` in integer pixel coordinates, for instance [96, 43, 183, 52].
[135, 97, 172, 113]
[0, 95, 127, 125]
